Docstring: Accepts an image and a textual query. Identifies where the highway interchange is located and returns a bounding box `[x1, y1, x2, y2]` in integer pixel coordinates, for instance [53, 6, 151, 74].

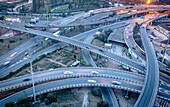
[0, 4, 170, 107]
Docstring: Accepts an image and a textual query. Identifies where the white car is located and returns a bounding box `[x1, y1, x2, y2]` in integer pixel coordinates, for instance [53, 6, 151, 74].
[63, 71, 73, 75]
[3, 61, 11, 65]
[112, 81, 121, 85]
[91, 71, 99, 75]
[87, 80, 97, 83]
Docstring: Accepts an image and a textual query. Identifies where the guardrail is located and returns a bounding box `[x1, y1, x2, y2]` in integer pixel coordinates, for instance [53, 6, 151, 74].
[0, 71, 143, 92]
[134, 15, 165, 107]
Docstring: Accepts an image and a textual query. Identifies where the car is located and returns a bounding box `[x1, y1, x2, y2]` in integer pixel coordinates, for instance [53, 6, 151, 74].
[50, 24, 55, 26]
[24, 52, 28, 55]
[91, 71, 99, 75]
[122, 22, 125, 24]
[112, 81, 121, 85]
[64, 71, 73, 75]
[23, 78, 31, 81]
[99, 49, 104, 52]
[3, 61, 11, 66]
[132, 47, 136, 50]
[87, 80, 96, 83]
[141, 52, 146, 56]
[86, 47, 90, 49]
[34, 44, 38, 47]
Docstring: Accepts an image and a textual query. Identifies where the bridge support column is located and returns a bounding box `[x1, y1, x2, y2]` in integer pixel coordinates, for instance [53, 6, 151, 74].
[72, 45, 74, 52]
[128, 67, 131, 72]
[99, 55, 101, 59]
[96, 54, 98, 61]
[75, 46, 77, 50]
[159, 99, 163, 106]
[28, 33, 31, 39]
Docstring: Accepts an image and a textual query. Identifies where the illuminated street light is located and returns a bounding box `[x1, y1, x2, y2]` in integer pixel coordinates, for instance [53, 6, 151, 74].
[146, 0, 151, 5]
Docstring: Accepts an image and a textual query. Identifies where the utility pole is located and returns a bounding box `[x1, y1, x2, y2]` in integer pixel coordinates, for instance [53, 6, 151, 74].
[28, 49, 36, 103]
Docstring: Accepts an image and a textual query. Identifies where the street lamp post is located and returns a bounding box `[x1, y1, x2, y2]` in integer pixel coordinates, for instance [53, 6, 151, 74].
[29, 49, 36, 103]
[45, 0, 49, 25]
[116, 0, 120, 22]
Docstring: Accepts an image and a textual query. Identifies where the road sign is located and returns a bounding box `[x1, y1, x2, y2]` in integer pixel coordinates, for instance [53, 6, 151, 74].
[36, 40, 41, 44]
[140, 16, 144, 19]
[43, 42, 46, 46]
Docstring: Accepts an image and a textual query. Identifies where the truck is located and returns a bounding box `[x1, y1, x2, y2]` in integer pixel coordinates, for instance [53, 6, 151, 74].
[93, 31, 101, 36]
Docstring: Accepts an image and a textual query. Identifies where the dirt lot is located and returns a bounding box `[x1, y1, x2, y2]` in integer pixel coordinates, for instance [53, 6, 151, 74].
[0, 33, 28, 56]
[13, 46, 87, 77]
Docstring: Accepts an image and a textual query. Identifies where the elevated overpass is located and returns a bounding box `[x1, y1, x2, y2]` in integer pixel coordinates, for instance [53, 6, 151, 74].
[134, 15, 160, 107]
[0, 67, 144, 92]
[25, 9, 168, 28]
[0, 22, 146, 73]
[0, 75, 169, 107]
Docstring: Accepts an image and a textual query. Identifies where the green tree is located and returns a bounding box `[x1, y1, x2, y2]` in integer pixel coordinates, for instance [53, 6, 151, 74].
[104, 29, 113, 36]
[39, 94, 46, 102]
[51, 102, 59, 107]
[97, 101, 109, 107]
[5, 102, 15, 107]
[61, 12, 66, 17]
[68, 2, 73, 10]
[47, 93, 57, 103]
[92, 87, 102, 96]
[0, 16, 5, 20]
[135, 38, 142, 47]
[44, 98, 50, 105]
[16, 98, 28, 105]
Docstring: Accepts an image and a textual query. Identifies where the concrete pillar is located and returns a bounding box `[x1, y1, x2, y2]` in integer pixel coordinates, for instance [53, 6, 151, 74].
[159, 99, 163, 107]
[99, 55, 101, 59]
[72, 45, 74, 52]
[28, 33, 31, 39]
[96, 54, 98, 60]
[128, 67, 131, 72]
[75, 46, 77, 50]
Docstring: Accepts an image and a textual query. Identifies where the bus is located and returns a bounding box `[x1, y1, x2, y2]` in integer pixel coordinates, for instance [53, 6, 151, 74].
[72, 60, 80, 67]
[53, 31, 61, 37]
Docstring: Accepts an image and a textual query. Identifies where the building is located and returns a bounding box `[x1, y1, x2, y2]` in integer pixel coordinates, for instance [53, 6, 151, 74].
[152, 39, 170, 53]
[156, 24, 170, 37]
